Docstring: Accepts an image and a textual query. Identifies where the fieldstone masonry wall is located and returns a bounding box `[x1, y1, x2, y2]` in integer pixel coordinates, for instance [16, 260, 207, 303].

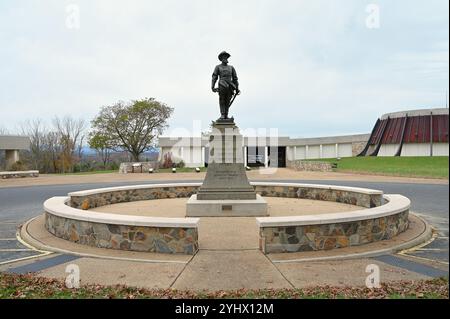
[254, 185, 382, 208]
[119, 162, 157, 174]
[260, 210, 409, 253]
[352, 141, 367, 156]
[44, 183, 407, 255]
[70, 186, 199, 210]
[1, 170, 39, 179]
[70, 184, 382, 210]
[45, 213, 198, 254]
[286, 160, 333, 172]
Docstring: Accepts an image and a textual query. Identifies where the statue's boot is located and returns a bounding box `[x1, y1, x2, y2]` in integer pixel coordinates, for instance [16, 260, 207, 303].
[220, 105, 227, 119]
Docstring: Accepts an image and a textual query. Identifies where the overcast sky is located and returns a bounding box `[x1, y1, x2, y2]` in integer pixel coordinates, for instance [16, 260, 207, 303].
[0, 0, 448, 138]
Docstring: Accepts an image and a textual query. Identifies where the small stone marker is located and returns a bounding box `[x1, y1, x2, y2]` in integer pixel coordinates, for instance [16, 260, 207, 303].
[132, 163, 142, 173]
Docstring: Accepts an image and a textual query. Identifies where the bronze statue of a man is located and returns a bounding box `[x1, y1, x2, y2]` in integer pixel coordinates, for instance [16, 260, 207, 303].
[211, 51, 240, 120]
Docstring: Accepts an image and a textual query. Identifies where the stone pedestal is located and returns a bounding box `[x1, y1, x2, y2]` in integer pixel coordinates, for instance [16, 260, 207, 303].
[197, 120, 256, 200]
[186, 194, 268, 217]
[187, 120, 267, 216]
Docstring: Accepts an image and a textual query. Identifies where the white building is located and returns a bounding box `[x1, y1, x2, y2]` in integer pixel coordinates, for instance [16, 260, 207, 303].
[158, 133, 370, 168]
[0, 135, 30, 170]
[158, 107, 448, 167]
[358, 108, 449, 157]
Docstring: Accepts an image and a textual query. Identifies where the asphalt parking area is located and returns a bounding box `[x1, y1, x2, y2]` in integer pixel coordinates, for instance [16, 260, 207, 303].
[0, 221, 47, 266]
[401, 214, 449, 266]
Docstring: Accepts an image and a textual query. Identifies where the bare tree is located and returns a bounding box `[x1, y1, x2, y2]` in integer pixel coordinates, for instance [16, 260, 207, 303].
[20, 119, 47, 170]
[53, 116, 86, 173]
[0, 126, 9, 135]
[44, 131, 61, 173]
[0, 127, 6, 169]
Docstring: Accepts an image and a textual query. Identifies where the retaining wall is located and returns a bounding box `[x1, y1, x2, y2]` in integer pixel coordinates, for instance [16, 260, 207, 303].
[43, 182, 409, 255]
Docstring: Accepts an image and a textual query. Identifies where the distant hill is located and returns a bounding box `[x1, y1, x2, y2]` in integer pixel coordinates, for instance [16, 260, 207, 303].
[80, 146, 159, 157]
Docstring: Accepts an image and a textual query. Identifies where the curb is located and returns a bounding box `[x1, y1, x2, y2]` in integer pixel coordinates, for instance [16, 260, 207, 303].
[271, 213, 433, 263]
[20, 213, 433, 265]
[19, 216, 190, 265]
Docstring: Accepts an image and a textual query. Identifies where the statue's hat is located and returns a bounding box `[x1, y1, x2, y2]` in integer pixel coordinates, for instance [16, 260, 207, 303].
[218, 51, 231, 61]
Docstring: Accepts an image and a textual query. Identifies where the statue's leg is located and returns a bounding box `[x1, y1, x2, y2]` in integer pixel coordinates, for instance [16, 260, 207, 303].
[219, 93, 226, 119]
[219, 91, 225, 119]
[219, 86, 230, 119]
[224, 89, 232, 118]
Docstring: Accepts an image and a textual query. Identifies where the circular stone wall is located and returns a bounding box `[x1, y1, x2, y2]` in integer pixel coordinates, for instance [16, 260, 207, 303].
[43, 182, 410, 254]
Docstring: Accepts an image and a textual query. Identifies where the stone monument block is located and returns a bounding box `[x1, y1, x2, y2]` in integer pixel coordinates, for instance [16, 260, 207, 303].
[187, 120, 268, 217]
[196, 121, 256, 200]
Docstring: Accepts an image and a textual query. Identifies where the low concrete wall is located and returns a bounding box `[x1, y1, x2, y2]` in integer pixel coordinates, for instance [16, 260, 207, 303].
[69, 185, 199, 209]
[257, 194, 409, 253]
[43, 182, 408, 255]
[253, 183, 383, 208]
[119, 162, 157, 174]
[286, 160, 333, 172]
[44, 196, 199, 254]
[69, 182, 383, 210]
[1, 170, 39, 179]
[45, 212, 198, 254]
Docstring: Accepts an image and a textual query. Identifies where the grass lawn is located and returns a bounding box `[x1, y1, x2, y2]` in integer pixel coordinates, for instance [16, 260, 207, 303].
[0, 273, 447, 299]
[309, 156, 449, 179]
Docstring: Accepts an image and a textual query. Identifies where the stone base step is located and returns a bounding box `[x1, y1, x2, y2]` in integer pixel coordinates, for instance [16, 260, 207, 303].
[186, 194, 268, 217]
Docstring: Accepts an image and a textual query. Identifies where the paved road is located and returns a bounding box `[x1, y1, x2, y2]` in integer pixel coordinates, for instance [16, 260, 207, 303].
[0, 179, 448, 268]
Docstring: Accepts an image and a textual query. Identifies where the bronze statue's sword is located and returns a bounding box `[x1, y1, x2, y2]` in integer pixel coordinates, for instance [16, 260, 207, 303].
[228, 90, 240, 108]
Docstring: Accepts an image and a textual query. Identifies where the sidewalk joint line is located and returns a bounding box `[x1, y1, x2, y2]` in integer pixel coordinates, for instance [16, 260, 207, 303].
[262, 252, 295, 289]
[169, 249, 197, 288]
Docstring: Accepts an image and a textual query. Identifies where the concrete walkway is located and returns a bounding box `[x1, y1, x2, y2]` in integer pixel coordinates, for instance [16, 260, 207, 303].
[0, 172, 447, 291]
[2, 212, 447, 291]
[3, 251, 434, 291]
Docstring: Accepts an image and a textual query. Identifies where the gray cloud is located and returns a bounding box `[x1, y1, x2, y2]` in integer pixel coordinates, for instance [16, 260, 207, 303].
[0, 0, 448, 137]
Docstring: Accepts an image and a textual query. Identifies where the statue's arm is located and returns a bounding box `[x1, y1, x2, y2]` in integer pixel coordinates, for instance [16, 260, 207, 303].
[232, 66, 239, 92]
[211, 65, 219, 92]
